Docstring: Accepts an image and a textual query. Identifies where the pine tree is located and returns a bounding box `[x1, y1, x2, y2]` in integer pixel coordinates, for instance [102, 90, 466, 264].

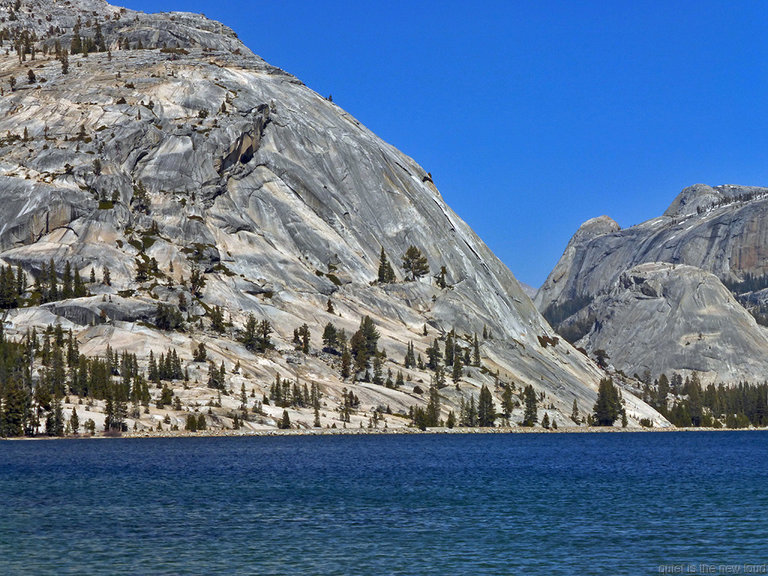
[340, 347, 351, 379]
[467, 394, 478, 427]
[656, 373, 670, 413]
[426, 339, 442, 370]
[279, 410, 291, 429]
[210, 305, 226, 333]
[372, 355, 384, 385]
[322, 322, 338, 351]
[444, 331, 455, 367]
[404, 341, 416, 368]
[256, 320, 273, 352]
[350, 316, 379, 374]
[593, 378, 622, 426]
[377, 247, 396, 283]
[571, 399, 580, 424]
[478, 385, 495, 427]
[240, 383, 248, 411]
[473, 333, 480, 366]
[73, 268, 86, 297]
[687, 372, 703, 427]
[435, 265, 448, 288]
[523, 385, 538, 427]
[452, 353, 463, 384]
[314, 402, 321, 427]
[426, 384, 441, 427]
[297, 324, 310, 353]
[60, 49, 69, 74]
[501, 385, 514, 418]
[402, 246, 429, 280]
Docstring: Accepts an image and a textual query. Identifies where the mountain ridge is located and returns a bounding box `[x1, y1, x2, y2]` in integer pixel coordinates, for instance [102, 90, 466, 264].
[537, 183, 768, 384]
[0, 0, 665, 435]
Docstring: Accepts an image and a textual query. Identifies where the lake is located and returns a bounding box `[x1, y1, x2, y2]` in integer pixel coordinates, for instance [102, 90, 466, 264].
[1, 432, 767, 575]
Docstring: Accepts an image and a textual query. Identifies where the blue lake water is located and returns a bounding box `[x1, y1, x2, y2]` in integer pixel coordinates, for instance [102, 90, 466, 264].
[1, 432, 767, 575]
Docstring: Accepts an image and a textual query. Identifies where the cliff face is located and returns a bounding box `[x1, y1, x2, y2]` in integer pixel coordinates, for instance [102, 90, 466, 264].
[537, 184, 768, 383]
[0, 0, 665, 429]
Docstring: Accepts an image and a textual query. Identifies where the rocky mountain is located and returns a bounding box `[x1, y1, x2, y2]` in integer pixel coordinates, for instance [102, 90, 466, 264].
[0, 0, 664, 434]
[536, 184, 768, 383]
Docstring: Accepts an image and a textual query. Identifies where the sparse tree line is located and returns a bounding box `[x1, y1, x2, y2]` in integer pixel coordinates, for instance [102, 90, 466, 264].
[0, 260, 118, 310]
[0, 5, 230, 86]
[377, 245, 454, 288]
[641, 372, 768, 429]
[0, 324, 144, 437]
[0, 318, 266, 437]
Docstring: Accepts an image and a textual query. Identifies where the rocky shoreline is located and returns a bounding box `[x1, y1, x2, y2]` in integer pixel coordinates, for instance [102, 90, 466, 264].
[5, 425, 763, 441]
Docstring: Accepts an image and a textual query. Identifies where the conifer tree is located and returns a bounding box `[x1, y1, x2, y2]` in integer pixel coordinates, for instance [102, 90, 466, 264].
[377, 247, 396, 283]
[593, 378, 622, 426]
[189, 265, 205, 297]
[452, 353, 463, 384]
[279, 410, 291, 429]
[426, 339, 441, 370]
[340, 347, 351, 379]
[571, 399, 580, 424]
[240, 383, 248, 411]
[501, 385, 514, 418]
[402, 246, 429, 280]
[209, 305, 225, 333]
[350, 316, 379, 374]
[404, 341, 416, 368]
[656, 373, 670, 413]
[296, 324, 310, 353]
[444, 331, 455, 367]
[322, 322, 338, 352]
[523, 385, 538, 426]
[478, 385, 495, 427]
[467, 394, 478, 427]
[73, 268, 86, 297]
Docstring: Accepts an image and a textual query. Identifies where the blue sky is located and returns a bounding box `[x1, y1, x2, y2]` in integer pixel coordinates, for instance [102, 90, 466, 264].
[121, 1, 768, 288]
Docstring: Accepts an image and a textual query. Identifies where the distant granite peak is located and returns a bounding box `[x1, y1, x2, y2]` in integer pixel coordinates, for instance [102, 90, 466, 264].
[537, 182, 768, 383]
[664, 183, 768, 218]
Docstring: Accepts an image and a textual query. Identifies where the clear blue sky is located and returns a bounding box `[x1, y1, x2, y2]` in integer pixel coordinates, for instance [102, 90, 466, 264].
[121, 0, 768, 288]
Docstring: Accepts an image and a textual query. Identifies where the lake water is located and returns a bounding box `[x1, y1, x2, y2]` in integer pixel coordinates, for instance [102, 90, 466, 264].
[1, 432, 767, 575]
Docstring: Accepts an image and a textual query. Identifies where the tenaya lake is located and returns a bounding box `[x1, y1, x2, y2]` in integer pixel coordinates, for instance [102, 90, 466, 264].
[1, 431, 767, 575]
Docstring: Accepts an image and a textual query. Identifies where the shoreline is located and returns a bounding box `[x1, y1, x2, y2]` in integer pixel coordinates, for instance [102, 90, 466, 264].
[3, 425, 764, 441]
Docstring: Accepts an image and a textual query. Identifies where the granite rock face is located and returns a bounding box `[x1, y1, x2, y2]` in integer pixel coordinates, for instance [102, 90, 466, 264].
[537, 184, 768, 382]
[569, 263, 768, 382]
[0, 0, 665, 428]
